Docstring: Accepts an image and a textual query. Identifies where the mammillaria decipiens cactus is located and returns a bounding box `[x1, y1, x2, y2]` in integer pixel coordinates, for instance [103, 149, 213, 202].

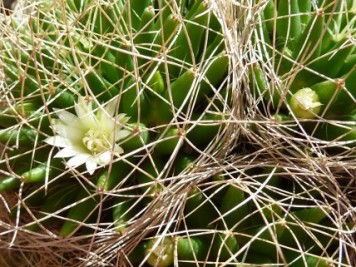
[0, 0, 355, 266]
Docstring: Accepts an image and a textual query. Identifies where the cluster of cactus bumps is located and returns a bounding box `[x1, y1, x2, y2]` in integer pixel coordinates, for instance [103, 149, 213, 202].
[251, 0, 355, 147]
[0, 0, 355, 266]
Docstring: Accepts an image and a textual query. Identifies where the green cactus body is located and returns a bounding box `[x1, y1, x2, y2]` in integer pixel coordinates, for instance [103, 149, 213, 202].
[119, 77, 149, 121]
[276, 0, 302, 44]
[145, 70, 166, 97]
[247, 223, 286, 257]
[96, 160, 132, 192]
[26, 183, 79, 232]
[162, 67, 196, 111]
[209, 232, 239, 262]
[135, 5, 156, 67]
[177, 236, 208, 266]
[219, 184, 250, 231]
[0, 159, 60, 192]
[121, 123, 150, 151]
[169, 0, 209, 77]
[279, 207, 328, 248]
[112, 198, 139, 233]
[154, 13, 181, 49]
[59, 188, 99, 237]
[184, 186, 218, 229]
[145, 236, 175, 267]
[187, 113, 224, 147]
[136, 158, 164, 197]
[292, 9, 325, 62]
[154, 126, 184, 155]
[262, 0, 276, 34]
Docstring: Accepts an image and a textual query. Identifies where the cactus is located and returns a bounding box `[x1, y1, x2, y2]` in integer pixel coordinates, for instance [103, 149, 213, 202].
[0, 0, 355, 266]
[250, 0, 355, 148]
[0, 0, 228, 264]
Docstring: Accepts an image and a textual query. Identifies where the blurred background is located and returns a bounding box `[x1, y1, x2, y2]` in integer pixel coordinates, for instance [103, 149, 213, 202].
[1, 0, 16, 14]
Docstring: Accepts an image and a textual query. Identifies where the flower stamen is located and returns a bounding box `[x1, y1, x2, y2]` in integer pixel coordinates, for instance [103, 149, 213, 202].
[83, 129, 110, 154]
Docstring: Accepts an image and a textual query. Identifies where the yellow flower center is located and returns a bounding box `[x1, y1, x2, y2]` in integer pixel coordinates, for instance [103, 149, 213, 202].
[83, 129, 110, 154]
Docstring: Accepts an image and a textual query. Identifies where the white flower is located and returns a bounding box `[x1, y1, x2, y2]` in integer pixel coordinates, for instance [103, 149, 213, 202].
[45, 96, 130, 175]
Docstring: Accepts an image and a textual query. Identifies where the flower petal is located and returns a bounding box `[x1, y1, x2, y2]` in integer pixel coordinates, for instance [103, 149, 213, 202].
[45, 136, 72, 147]
[86, 159, 98, 175]
[114, 129, 131, 141]
[115, 113, 130, 125]
[75, 96, 96, 128]
[54, 147, 81, 158]
[106, 99, 118, 117]
[55, 109, 81, 127]
[53, 123, 84, 143]
[75, 96, 91, 117]
[97, 151, 112, 165]
[66, 153, 91, 168]
[98, 113, 115, 133]
[114, 144, 124, 155]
